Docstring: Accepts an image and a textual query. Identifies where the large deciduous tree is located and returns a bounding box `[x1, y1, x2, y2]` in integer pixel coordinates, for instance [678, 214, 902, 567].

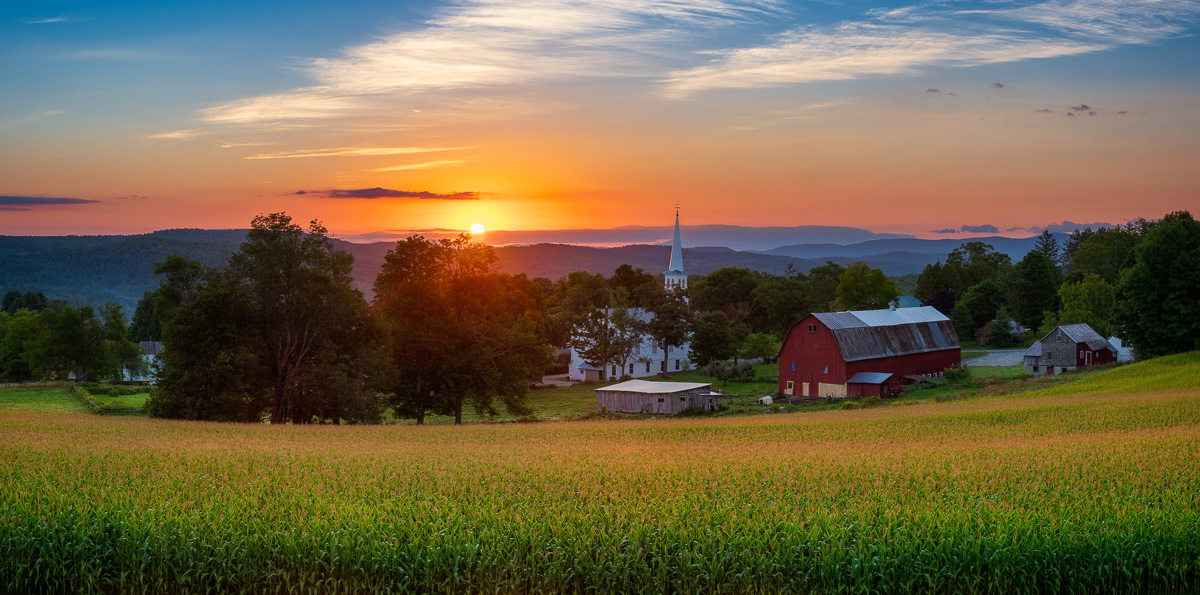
[149, 213, 384, 423]
[571, 307, 643, 380]
[1116, 210, 1200, 357]
[835, 262, 897, 311]
[689, 310, 737, 367]
[375, 234, 552, 424]
[1058, 273, 1117, 338]
[645, 292, 691, 376]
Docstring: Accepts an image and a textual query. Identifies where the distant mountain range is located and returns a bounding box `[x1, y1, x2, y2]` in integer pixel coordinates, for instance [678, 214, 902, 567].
[0, 227, 1052, 312]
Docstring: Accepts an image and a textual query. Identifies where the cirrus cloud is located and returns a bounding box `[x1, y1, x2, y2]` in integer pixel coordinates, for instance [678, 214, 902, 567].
[315, 187, 481, 200]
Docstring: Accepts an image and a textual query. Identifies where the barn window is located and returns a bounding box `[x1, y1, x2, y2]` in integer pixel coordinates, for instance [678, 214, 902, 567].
[1033, 366, 1039, 372]
[823, 366, 828, 374]
[1079, 350, 1084, 358]
[808, 324, 816, 333]
[790, 363, 795, 371]
[786, 381, 794, 391]
[657, 398, 664, 403]
[1056, 334, 1062, 342]
[679, 396, 686, 401]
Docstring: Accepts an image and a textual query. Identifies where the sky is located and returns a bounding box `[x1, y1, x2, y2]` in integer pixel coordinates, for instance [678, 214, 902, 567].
[1, 0, 1198, 240]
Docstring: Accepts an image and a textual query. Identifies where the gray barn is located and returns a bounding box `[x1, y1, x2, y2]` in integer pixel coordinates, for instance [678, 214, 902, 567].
[1023, 323, 1116, 376]
[595, 379, 722, 415]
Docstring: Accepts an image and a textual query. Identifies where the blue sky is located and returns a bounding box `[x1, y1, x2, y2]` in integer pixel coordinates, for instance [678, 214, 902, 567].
[2, 0, 1198, 236]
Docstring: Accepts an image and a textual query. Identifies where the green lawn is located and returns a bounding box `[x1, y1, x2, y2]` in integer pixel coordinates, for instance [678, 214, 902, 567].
[91, 391, 151, 408]
[0, 385, 90, 414]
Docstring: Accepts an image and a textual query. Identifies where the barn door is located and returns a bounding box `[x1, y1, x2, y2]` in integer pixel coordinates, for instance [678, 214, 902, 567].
[801, 382, 810, 397]
[1085, 350, 1092, 365]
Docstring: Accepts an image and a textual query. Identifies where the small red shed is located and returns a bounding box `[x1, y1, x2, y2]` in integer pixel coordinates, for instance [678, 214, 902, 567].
[778, 306, 961, 399]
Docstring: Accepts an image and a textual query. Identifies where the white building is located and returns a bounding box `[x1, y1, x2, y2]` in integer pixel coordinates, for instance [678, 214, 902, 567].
[567, 209, 691, 382]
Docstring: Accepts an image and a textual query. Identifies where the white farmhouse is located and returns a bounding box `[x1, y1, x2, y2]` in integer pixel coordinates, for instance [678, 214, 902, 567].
[567, 208, 692, 382]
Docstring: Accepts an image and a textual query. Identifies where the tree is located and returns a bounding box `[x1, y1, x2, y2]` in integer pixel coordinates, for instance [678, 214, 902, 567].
[750, 274, 812, 336]
[689, 311, 737, 367]
[807, 261, 844, 312]
[0, 310, 49, 381]
[1116, 210, 1200, 357]
[1033, 231, 1063, 268]
[609, 264, 658, 309]
[959, 279, 1006, 331]
[571, 307, 642, 380]
[127, 290, 161, 342]
[1069, 230, 1133, 284]
[989, 307, 1016, 348]
[947, 242, 1011, 289]
[150, 213, 384, 424]
[375, 234, 552, 424]
[1014, 250, 1060, 333]
[950, 302, 974, 340]
[924, 287, 957, 317]
[835, 262, 897, 311]
[692, 268, 758, 338]
[741, 332, 780, 364]
[1058, 274, 1116, 338]
[645, 292, 691, 377]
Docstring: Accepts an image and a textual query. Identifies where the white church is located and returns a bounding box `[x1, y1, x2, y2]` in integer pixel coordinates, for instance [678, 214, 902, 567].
[567, 209, 692, 382]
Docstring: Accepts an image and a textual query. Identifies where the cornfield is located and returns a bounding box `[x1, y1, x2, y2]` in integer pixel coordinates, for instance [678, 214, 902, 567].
[1, 353, 1198, 593]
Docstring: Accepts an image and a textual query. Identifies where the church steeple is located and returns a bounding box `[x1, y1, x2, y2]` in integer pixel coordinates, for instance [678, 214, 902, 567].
[664, 204, 687, 292]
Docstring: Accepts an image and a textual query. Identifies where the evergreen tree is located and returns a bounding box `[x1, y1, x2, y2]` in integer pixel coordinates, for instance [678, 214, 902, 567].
[1014, 250, 1060, 333]
[1033, 231, 1063, 268]
[950, 302, 974, 340]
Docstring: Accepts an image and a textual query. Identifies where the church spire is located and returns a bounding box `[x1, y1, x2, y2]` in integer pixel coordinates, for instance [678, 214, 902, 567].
[664, 204, 687, 291]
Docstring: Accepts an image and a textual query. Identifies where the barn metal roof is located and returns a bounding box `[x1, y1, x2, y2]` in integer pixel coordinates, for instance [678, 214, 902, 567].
[846, 372, 894, 384]
[1023, 342, 1042, 358]
[596, 379, 711, 394]
[1057, 323, 1115, 351]
[812, 306, 960, 362]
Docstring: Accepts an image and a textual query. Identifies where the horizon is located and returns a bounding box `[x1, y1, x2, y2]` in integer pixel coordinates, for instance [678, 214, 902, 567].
[2, 1, 1198, 236]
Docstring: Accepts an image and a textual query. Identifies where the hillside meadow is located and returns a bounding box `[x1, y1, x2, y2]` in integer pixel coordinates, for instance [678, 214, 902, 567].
[1, 353, 1198, 593]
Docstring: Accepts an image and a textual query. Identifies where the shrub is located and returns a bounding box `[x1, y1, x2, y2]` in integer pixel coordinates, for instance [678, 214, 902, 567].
[943, 363, 972, 385]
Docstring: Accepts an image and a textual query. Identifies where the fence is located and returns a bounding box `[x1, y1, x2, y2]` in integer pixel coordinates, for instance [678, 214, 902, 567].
[73, 384, 143, 415]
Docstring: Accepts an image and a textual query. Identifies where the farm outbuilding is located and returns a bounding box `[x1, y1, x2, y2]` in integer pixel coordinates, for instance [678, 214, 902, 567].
[595, 379, 721, 415]
[1023, 324, 1116, 376]
[777, 306, 961, 399]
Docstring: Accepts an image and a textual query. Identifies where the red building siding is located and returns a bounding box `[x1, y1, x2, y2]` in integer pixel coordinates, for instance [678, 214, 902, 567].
[1075, 343, 1116, 367]
[778, 313, 961, 397]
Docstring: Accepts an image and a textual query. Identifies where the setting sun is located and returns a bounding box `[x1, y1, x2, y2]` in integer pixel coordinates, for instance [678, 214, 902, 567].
[470, 223, 485, 234]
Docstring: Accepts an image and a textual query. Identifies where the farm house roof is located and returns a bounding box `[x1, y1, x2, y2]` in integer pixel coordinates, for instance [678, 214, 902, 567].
[809, 306, 960, 363]
[596, 379, 711, 394]
[1056, 324, 1116, 351]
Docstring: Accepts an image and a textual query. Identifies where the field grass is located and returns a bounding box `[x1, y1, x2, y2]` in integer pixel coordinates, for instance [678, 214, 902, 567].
[0, 385, 89, 414]
[1, 353, 1198, 593]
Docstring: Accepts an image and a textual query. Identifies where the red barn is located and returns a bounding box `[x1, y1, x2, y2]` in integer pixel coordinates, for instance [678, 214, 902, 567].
[778, 306, 961, 399]
[1022, 323, 1116, 376]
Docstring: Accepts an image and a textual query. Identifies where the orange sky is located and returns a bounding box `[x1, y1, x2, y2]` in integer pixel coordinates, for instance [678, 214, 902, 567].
[3, 0, 1198, 238]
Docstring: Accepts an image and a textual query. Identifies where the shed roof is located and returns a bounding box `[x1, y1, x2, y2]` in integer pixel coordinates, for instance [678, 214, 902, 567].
[807, 306, 960, 362]
[596, 379, 711, 394]
[1023, 342, 1042, 357]
[846, 372, 894, 384]
[1057, 323, 1115, 351]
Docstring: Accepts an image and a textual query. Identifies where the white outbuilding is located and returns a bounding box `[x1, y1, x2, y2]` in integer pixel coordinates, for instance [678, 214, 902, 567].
[595, 379, 721, 415]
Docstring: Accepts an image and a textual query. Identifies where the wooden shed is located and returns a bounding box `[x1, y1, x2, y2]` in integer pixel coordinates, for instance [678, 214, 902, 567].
[595, 379, 721, 415]
[1023, 323, 1116, 375]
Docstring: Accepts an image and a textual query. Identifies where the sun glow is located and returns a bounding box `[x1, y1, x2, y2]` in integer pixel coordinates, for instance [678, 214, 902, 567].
[470, 222, 485, 234]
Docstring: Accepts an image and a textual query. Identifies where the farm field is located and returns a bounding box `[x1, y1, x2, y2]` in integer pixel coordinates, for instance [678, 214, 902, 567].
[0, 384, 89, 414]
[1, 352, 1198, 593]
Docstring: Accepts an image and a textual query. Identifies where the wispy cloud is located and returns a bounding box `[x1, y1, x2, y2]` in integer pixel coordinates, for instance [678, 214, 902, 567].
[202, 0, 773, 124]
[374, 160, 467, 172]
[0, 110, 63, 131]
[318, 187, 480, 200]
[931, 228, 959, 234]
[27, 16, 72, 24]
[665, 0, 1200, 95]
[244, 146, 472, 160]
[0, 196, 100, 211]
[147, 129, 208, 140]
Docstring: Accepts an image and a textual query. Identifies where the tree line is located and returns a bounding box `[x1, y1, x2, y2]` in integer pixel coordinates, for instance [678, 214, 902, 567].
[913, 211, 1199, 355]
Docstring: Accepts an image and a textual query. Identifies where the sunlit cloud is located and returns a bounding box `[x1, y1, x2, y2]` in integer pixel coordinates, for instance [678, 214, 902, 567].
[665, 0, 1200, 96]
[202, 0, 774, 124]
[373, 160, 467, 172]
[244, 146, 472, 160]
[147, 129, 208, 140]
[27, 16, 72, 24]
[318, 188, 480, 200]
